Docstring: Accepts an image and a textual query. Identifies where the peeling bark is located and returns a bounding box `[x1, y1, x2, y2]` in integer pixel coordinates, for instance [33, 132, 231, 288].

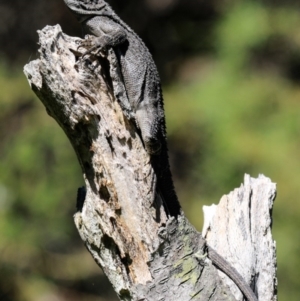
[24, 25, 277, 301]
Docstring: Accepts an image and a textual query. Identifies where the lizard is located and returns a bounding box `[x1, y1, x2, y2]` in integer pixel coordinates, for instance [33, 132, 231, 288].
[63, 1, 258, 300]
[63, 0, 181, 217]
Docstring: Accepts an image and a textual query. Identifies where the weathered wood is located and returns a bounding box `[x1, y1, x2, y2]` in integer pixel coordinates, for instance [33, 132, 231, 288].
[203, 174, 277, 301]
[24, 25, 277, 301]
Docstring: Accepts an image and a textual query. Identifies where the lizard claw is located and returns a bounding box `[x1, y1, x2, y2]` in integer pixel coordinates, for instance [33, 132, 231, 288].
[81, 45, 102, 59]
[77, 38, 105, 61]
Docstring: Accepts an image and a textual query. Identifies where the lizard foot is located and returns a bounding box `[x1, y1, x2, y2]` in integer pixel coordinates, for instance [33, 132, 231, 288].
[77, 36, 105, 60]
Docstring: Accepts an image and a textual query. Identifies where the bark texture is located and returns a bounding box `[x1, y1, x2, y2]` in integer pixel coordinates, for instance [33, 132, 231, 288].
[24, 25, 277, 301]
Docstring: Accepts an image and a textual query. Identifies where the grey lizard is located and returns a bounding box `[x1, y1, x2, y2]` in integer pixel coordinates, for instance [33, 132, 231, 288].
[63, 1, 258, 300]
[64, 0, 181, 217]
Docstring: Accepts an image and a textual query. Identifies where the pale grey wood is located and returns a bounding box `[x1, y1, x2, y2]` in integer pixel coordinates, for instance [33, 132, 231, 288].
[24, 25, 277, 301]
[203, 174, 277, 301]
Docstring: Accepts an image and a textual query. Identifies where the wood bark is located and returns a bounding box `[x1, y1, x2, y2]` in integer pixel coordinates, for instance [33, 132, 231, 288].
[24, 25, 277, 301]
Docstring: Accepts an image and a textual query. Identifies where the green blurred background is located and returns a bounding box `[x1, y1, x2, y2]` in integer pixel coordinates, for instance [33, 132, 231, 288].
[1, 0, 300, 300]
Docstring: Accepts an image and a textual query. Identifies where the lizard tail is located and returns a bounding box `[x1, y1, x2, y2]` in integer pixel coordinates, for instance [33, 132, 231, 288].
[207, 246, 258, 301]
[151, 139, 182, 217]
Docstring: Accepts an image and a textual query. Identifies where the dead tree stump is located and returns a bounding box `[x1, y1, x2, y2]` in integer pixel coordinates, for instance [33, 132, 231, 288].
[24, 25, 277, 301]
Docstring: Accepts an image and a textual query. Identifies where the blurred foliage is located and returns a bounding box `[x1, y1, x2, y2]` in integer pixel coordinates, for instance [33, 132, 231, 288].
[0, 0, 300, 300]
[0, 0, 217, 82]
[165, 2, 300, 300]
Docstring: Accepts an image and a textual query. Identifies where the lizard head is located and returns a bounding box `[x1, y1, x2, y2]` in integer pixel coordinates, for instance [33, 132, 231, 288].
[63, 0, 107, 16]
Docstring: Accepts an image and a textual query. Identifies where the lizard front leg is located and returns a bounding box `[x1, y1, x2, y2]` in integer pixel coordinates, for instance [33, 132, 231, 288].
[80, 16, 128, 57]
[79, 30, 127, 59]
[79, 16, 134, 121]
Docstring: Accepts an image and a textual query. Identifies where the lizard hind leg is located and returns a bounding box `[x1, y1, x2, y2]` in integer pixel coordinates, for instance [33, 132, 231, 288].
[135, 108, 161, 155]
